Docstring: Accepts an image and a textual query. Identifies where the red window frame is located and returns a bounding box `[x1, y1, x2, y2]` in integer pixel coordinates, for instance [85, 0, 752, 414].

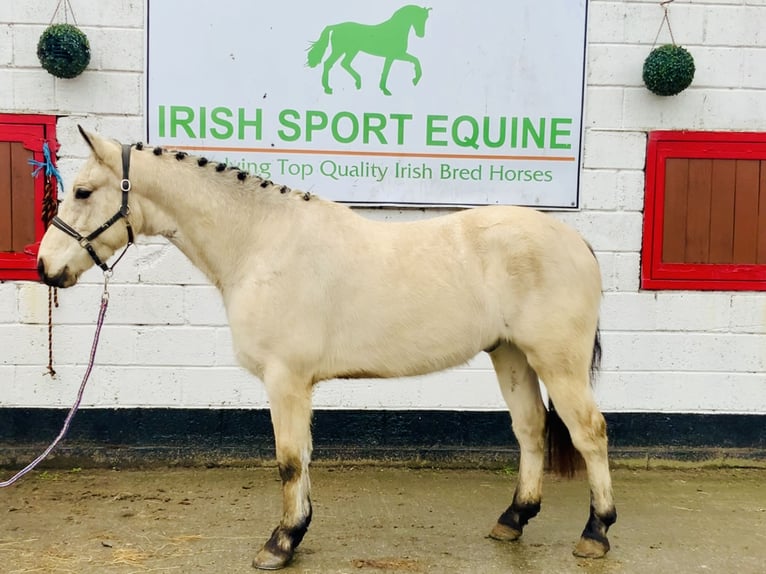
[642, 130, 766, 291]
[0, 114, 58, 281]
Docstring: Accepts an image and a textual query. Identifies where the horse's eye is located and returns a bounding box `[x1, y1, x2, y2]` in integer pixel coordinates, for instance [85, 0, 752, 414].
[74, 188, 92, 200]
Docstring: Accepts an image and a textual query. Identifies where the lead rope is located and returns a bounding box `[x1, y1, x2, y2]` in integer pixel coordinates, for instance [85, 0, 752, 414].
[0, 271, 111, 488]
[30, 141, 63, 377]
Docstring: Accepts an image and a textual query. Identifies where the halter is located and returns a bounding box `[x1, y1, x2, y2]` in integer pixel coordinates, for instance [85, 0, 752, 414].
[51, 143, 135, 272]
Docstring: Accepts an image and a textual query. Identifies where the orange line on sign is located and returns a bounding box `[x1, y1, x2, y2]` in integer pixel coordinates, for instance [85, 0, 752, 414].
[169, 144, 576, 162]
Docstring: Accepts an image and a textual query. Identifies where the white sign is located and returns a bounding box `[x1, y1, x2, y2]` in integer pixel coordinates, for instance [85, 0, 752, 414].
[146, 1, 587, 208]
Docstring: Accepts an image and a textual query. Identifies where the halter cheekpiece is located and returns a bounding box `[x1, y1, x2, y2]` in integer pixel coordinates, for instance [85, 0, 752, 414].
[51, 143, 135, 272]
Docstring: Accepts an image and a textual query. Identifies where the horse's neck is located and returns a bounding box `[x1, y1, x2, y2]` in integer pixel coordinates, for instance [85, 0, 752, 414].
[131, 155, 283, 291]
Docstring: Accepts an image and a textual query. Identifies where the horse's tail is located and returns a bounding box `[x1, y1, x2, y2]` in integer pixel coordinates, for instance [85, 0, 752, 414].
[546, 325, 601, 477]
[307, 26, 334, 68]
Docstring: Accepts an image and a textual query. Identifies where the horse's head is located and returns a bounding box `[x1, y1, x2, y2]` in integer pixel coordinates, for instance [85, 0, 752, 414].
[412, 6, 431, 38]
[37, 127, 136, 288]
[394, 5, 430, 39]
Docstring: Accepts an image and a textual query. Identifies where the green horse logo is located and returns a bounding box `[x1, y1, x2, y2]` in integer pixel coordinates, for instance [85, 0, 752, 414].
[307, 5, 431, 96]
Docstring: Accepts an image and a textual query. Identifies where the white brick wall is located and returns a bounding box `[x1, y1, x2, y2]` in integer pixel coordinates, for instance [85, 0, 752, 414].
[1, 0, 765, 414]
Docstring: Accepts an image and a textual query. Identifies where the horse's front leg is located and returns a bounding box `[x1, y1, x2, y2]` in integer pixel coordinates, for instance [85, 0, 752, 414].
[379, 58, 394, 96]
[253, 367, 314, 570]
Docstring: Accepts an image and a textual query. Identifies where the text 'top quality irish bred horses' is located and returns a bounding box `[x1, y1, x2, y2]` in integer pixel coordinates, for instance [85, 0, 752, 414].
[37, 128, 616, 570]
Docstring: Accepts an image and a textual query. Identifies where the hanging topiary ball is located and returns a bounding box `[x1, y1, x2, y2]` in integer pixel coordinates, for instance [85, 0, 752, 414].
[37, 23, 90, 79]
[642, 44, 695, 97]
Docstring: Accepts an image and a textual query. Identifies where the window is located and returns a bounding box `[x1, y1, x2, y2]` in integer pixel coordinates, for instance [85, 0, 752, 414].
[0, 114, 58, 281]
[642, 131, 766, 291]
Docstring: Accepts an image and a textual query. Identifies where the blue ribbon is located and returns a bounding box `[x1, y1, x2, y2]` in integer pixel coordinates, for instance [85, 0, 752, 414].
[29, 141, 64, 192]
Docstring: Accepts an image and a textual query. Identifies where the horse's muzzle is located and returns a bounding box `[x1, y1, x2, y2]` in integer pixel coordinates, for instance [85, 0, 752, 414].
[37, 258, 75, 288]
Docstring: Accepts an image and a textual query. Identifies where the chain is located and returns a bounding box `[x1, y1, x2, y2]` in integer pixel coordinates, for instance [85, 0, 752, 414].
[652, 0, 677, 48]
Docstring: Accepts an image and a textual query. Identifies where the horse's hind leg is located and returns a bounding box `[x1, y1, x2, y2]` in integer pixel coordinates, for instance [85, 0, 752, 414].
[488, 342, 547, 542]
[253, 366, 314, 570]
[321, 50, 343, 95]
[340, 52, 361, 89]
[529, 355, 616, 558]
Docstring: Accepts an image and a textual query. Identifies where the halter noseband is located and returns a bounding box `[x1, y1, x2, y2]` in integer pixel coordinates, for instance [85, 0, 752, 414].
[51, 144, 135, 272]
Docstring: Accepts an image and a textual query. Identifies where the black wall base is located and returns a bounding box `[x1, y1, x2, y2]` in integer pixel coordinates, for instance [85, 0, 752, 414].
[1, 409, 764, 469]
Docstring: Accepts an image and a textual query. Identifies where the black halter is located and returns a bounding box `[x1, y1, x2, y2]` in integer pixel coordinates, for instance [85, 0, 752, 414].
[51, 144, 135, 272]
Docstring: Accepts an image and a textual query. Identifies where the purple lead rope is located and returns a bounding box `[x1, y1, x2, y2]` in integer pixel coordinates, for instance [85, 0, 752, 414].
[0, 282, 110, 488]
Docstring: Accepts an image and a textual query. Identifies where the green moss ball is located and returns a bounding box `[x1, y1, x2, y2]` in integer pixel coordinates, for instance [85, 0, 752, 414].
[37, 24, 90, 79]
[643, 44, 695, 96]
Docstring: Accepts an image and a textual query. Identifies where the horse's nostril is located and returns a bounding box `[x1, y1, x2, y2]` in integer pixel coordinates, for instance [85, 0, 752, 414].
[37, 258, 46, 280]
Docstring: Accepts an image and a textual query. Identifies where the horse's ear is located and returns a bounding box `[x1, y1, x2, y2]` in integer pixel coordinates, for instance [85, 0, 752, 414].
[77, 125, 120, 165]
[77, 124, 97, 152]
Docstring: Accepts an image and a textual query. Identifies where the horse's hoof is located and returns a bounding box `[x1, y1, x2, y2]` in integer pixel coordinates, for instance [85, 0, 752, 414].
[324, 88, 333, 95]
[413, 77, 421, 86]
[488, 521, 522, 541]
[252, 547, 293, 570]
[381, 89, 392, 96]
[573, 536, 610, 558]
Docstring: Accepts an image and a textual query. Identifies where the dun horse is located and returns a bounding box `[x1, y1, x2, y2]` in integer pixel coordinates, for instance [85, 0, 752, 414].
[307, 5, 430, 95]
[37, 128, 616, 570]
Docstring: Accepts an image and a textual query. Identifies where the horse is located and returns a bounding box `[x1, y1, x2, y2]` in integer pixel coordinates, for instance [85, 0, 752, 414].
[307, 5, 431, 96]
[37, 127, 616, 570]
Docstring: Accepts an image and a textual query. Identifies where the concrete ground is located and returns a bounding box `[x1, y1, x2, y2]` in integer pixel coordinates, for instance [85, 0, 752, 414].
[1, 465, 764, 573]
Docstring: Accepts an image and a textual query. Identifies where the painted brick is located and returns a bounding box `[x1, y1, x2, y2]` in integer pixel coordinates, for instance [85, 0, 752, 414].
[622, 87, 708, 130]
[613, 252, 641, 292]
[53, 324, 137, 366]
[620, 2, 706, 46]
[587, 44, 647, 87]
[600, 292, 658, 331]
[601, 332, 766, 373]
[214, 327, 238, 367]
[621, 87, 766, 132]
[584, 87, 624, 128]
[702, 6, 764, 47]
[11, 24, 45, 68]
[7, 366, 82, 407]
[3, 0, 766, 415]
[594, 371, 766, 414]
[11, 69, 56, 112]
[557, 211, 643, 252]
[691, 47, 744, 89]
[617, 170, 645, 212]
[21, 283, 187, 325]
[93, 367, 185, 408]
[0, 69, 12, 108]
[179, 367, 250, 407]
[0, 324, 48, 365]
[134, 326, 217, 366]
[730, 295, 766, 334]
[57, 115, 145, 152]
[55, 71, 142, 115]
[184, 286, 227, 326]
[654, 293, 732, 332]
[85, 28, 144, 71]
[134, 243, 210, 285]
[580, 168, 644, 214]
[0, 284, 17, 323]
[0, 24, 11, 66]
[742, 48, 766, 89]
[582, 130, 647, 169]
[579, 169, 620, 211]
[17, 283, 52, 324]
